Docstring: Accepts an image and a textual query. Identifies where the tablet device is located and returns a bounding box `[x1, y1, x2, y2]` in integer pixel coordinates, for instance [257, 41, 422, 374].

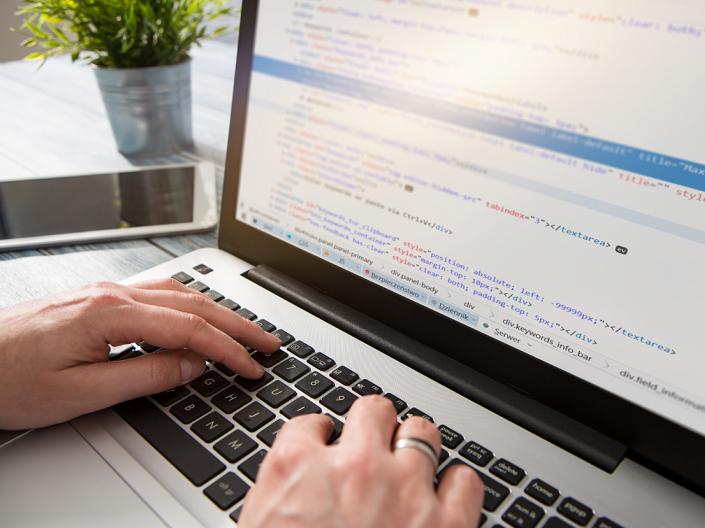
[0, 162, 217, 250]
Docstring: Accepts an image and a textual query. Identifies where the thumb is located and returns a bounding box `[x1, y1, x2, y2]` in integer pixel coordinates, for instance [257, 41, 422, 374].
[67, 350, 206, 414]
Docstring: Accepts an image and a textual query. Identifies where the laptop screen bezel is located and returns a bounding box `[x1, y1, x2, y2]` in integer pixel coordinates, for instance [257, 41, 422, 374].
[219, 0, 705, 492]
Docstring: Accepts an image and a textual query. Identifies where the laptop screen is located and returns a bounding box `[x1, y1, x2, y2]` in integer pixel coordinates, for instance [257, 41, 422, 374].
[236, 1, 705, 436]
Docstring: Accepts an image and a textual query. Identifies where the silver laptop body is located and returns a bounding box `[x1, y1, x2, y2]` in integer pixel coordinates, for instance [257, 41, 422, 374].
[2, 1, 705, 526]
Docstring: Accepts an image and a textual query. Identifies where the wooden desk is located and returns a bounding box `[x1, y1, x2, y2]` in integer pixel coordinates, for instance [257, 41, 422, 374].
[0, 40, 237, 307]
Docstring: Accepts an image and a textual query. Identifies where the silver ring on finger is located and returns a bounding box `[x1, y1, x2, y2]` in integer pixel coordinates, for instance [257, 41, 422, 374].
[394, 437, 439, 472]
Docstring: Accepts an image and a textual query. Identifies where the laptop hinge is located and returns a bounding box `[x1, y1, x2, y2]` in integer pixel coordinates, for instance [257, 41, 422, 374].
[244, 264, 627, 473]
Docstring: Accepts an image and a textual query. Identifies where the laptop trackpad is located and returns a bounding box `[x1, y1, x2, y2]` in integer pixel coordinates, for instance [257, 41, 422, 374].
[0, 423, 166, 527]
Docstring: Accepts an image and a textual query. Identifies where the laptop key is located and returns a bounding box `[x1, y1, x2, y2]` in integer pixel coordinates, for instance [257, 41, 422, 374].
[308, 352, 336, 371]
[114, 398, 225, 486]
[171, 395, 211, 424]
[257, 380, 296, 408]
[490, 458, 526, 486]
[459, 440, 493, 467]
[138, 341, 160, 353]
[402, 408, 434, 422]
[271, 328, 295, 346]
[438, 425, 464, 449]
[384, 393, 407, 414]
[193, 264, 213, 275]
[258, 419, 285, 447]
[478, 470, 510, 512]
[296, 372, 334, 398]
[153, 385, 189, 406]
[479, 513, 487, 526]
[543, 517, 572, 528]
[212, 385, 252, 414]
[191, 371, 228, 397]
[235, 401, 275, 431]
[204, 472, 249, 510]
[109, 344, 139, 361]
[287, 340, 315, 358]
[255, 319, 276, 333]
[230, 506, 243, 523]
[352, 379, 383, 396]
[321, 386, 358, 415]
[330, 365, 359, 385]
[171, 271, 194, 284]
[272, 357, 311, 382]
[205, 289, 224, 302]
[218, 298, 241, 311]
[239, 449, 268, 482]
[557, 497, 593, 526]
[187, 281, 209, 293]
[281, 396, 322, 418]
[502, 497, 544, 528]
[236, 307, 257, 320]
[252, 349, 287, 368]
[326, 414, 344, 443]
[214, 362, 236, 377]
[214, 429, 257, 463]
[121, 349, 144, 360]
[440, 460, 508, 512]
[525, 478, 559, 506]
[594, 517, 624, 528]
[191, 411, 234, 443]
[235, 372, 273, 392]
[439, 449, 449, 466]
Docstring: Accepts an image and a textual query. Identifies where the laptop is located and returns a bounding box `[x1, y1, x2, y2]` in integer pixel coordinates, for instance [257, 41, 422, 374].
[2, 0, 705, 526]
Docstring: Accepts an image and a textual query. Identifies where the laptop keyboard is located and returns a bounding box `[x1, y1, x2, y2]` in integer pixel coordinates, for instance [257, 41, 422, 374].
[113, 268, 625, 528]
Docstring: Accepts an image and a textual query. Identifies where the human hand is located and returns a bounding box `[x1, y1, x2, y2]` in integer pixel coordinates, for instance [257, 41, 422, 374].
[0, 279, 280, 430]
[239, 396, 483, 528]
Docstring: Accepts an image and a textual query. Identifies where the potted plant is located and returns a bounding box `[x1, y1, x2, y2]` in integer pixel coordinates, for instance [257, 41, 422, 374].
[15, 0, 233, 157]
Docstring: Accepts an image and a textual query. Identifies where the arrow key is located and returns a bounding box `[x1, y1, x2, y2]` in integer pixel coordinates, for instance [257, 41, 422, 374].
[204, 472, 249, 510]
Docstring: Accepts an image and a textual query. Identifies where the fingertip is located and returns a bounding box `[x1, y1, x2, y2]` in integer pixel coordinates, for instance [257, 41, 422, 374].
[234, 357, 265, 380]
[264, 332, 282, 351]
[251, 359, 266, 378]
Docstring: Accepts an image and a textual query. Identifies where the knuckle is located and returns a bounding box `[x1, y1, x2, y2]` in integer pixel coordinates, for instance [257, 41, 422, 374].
[271, 438, 308, 461]
[290, 413, 325, 429]
[85, 287, 129, 308]
[185, 313, 208, 333]
[160, 277, 183, 290]
[451, 464, 482, 492]
[88, 281, 119, 291]
[356, 394, 395, 415]
[147, 358, 177, 386]
[342, 448, 377, 479]
[267, 443, 307, 476]
[263, 450, 290, 477]
[464, 466, 483, 492]
[186, 292, 209, 309]
[405, 415, 437, 433]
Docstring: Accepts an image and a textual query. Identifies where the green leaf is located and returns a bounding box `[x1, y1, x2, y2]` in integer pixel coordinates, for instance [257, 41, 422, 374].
[14, 0, 232, 68]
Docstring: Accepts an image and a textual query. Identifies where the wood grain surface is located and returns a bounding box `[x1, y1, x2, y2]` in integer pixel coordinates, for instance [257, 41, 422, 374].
[0, 39, 238, 306]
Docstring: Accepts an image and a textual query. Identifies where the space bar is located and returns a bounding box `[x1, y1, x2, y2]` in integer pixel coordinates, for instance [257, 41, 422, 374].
[114, 397, 225, 486]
